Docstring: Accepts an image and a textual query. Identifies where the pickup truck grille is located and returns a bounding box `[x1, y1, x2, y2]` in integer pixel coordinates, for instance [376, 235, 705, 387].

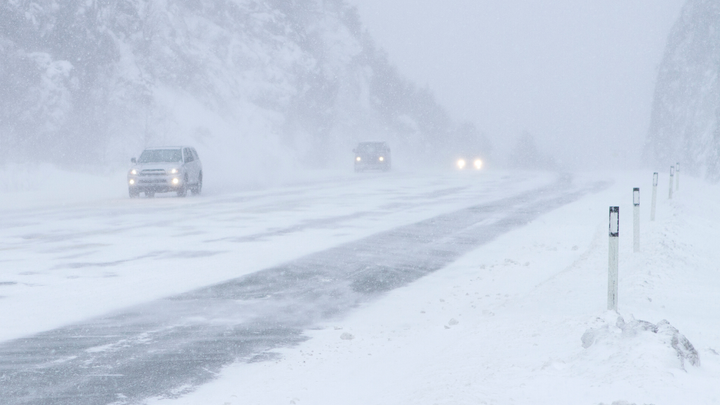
[140, 169, 166, 176]
[139, 179, 167, 184]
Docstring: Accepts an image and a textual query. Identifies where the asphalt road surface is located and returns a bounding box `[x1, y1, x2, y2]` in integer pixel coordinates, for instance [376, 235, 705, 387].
[0, 174, 607, 404]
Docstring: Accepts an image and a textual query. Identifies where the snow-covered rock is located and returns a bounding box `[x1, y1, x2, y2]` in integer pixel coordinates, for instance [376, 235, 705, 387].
[582, 313, 699, 369]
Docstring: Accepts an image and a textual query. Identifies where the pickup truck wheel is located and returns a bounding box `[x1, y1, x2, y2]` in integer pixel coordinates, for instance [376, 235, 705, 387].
[177, 176, 188, 197]
[191, 172, 202, 195]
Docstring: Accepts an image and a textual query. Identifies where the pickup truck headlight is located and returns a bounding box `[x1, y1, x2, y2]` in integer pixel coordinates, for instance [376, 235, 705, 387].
[130, 169, 138, 175]
[170, 168, 179, 174]
[172, 178, 180, 185]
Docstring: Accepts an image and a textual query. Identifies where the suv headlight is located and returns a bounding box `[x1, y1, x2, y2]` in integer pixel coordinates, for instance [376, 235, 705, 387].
[130, 169, 138, 175]
[170, 168, 179, 174]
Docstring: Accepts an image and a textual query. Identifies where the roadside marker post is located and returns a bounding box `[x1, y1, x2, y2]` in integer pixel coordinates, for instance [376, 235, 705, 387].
[651, 172, 658, 221]
[633, 188, 640, 253]
[676, 162, 680, 191]
[669, 166, 675, 199]
[608, 206, 620, 311]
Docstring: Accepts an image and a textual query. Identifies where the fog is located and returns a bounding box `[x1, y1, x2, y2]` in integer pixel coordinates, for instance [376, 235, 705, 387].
[349, 0, 685, 170]
[0, 0, 689, 194]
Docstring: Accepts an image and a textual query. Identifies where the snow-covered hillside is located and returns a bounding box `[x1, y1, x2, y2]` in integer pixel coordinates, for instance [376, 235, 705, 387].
[0, 0, 480, 181]
[646, 0, 720, 179]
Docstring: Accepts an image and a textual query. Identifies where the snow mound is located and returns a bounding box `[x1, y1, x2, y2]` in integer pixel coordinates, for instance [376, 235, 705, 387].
[582, 313, 699, 369]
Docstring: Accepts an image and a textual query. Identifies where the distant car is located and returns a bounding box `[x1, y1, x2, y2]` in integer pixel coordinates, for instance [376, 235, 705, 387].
[455, 156, 483, 170]
[127, 146, 203, 198]
[354, 141, 391, 172]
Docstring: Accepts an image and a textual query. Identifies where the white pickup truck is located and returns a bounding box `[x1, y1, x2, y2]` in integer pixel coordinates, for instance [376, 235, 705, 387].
[127, 146, 203, 198]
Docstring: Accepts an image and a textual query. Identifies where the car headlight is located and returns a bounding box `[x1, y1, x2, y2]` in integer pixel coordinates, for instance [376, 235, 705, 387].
[457, 159, 466, 169]
[130, 169, 137, 175]
[172, 178, 180, 185]
[379, 156, 384, 162]
[129, 179, 136, 185]
[356, 157, 361, 162]
[170, 168, 179, 174]
[474, 159, 483, 170]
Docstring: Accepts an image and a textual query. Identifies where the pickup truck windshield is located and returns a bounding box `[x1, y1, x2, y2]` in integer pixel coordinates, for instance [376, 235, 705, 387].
[356, 143, 385, 153]
[138, 149, 182, 163]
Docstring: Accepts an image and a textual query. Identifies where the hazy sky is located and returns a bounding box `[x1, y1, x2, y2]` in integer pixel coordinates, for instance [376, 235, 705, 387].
[349, 0, 685, 169]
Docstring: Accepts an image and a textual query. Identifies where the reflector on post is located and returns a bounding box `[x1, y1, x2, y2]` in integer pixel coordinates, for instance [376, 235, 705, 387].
[609, 206, 619, 237]
[633, 188, 640, 206]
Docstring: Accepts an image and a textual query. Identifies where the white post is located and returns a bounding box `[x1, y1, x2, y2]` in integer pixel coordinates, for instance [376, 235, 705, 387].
[651, 172, 658, 221]
[633, 188, 640, 253]
[668, 166, 675, 199]
[608, 206, 619, 311]
[676, 162, 680, 191]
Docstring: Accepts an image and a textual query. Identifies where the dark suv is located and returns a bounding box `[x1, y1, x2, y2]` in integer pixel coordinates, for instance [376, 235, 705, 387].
[354, 142, 391, 172]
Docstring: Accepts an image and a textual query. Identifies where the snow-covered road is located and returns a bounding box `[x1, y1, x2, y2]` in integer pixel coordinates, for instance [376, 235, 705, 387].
[0, 171, 604, 404]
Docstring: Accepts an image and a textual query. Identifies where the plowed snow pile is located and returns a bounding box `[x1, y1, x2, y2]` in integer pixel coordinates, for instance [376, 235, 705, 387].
[148, 172, 720, 405]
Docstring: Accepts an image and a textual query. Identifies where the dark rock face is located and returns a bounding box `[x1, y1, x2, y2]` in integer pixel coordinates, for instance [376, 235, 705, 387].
[646, 0, 720, 179]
